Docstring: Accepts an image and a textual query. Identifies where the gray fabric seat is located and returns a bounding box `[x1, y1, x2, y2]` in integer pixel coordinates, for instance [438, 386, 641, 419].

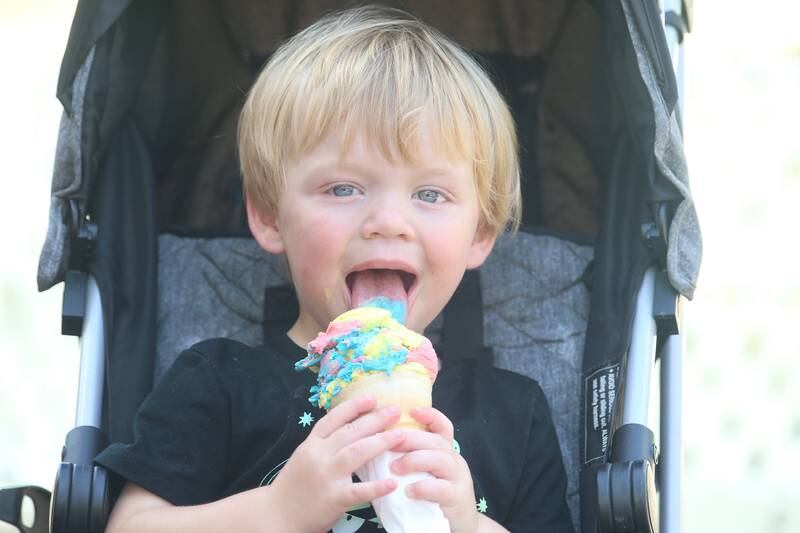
[157, 231, 593, 526]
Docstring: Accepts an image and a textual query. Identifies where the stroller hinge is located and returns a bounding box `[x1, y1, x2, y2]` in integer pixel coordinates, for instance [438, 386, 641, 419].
[52, 427, 110, 533]
[642, 208, 682, 339]
[596, 424, 659, 533]
[62, 222, 97, 336]
[653, 270, 682, 338]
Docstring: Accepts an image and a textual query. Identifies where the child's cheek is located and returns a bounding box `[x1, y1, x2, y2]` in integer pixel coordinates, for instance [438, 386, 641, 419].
[289, 214, 349, 285]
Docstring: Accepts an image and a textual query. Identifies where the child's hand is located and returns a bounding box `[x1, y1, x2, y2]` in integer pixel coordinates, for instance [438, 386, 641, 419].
[269, 394, 405, 532]
[390, 407, 481, 533]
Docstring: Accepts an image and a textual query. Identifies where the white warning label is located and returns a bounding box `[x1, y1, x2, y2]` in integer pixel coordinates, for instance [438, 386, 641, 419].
[584, 363, 619, 463]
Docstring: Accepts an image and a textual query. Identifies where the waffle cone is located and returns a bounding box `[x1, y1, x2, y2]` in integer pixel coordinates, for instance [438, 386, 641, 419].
[330, 365, 433, 431]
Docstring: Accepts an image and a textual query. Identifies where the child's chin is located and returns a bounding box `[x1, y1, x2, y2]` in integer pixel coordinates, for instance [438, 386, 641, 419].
[403, 314, 427, 334]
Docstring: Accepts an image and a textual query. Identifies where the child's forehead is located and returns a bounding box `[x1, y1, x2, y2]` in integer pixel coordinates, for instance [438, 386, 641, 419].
[292, 121, 475, 174]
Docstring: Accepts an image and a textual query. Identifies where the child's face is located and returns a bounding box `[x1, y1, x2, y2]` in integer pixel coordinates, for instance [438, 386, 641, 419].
[248, 125, 496, 345]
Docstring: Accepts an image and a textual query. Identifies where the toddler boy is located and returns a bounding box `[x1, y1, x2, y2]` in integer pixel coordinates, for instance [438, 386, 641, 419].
[97, 6, 574, 532]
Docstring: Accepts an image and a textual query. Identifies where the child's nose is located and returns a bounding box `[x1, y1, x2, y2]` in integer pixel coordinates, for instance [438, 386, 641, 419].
[361, 196, 415, 241]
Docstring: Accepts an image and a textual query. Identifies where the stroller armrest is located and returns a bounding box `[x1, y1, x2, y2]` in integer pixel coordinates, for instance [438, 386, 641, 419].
[0, 485, 51, 533]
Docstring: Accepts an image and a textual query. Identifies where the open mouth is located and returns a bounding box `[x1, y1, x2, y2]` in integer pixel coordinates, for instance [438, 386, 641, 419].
[346, 268, 417, 309]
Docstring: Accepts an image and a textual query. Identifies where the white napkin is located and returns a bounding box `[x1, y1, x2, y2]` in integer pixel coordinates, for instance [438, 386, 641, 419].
[356, 448, 450, 533]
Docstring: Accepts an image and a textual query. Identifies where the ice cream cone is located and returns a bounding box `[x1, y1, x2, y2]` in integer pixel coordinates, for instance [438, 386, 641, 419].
[330, 364, 432, 431]
[296, 306, 450, 532]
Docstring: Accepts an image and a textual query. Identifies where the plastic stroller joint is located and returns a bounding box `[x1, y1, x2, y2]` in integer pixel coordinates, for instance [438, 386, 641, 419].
[68, 223, 98, 271]
[51, 426, 110, 533]
[62, 425, 108, 465]
[62, 270, 87, 336]
[62, 222, 97, 336]
[663, 11, 687, 44]
[653, 270, 681, 337]
[643, 201, 679, 270]
[664, 0, 693, 42]
[596, 424, 659, 533]
[641, 222, 667, 271]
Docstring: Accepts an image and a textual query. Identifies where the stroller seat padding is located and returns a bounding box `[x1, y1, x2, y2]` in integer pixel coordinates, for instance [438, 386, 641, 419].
[157, 230, 592, 524]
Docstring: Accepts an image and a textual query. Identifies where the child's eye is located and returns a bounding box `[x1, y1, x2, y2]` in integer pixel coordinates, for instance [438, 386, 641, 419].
[414, 189, 445, 203]
[330, 184, 358, 197]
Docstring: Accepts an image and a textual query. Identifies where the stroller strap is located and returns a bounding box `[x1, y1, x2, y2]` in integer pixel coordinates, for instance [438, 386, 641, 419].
[441, 270, 493, 366]
[262, 285, 299, 340]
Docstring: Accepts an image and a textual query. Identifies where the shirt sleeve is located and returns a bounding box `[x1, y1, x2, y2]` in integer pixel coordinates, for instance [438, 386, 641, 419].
[504, 384, 576, 533]
[94, 345, 230, 506]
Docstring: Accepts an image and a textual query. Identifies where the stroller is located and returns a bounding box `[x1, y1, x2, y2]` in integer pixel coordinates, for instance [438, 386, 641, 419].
[0, 1, 698, 532]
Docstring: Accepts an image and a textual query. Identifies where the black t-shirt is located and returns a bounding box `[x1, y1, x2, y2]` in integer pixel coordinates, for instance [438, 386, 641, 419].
[96, 335, 574, 532]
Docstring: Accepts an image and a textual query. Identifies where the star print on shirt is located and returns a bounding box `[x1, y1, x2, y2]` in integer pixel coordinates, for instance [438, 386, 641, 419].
[477, 497, 488, 514]
[298, 412, 314, 427]
[452, 438, 461, 454]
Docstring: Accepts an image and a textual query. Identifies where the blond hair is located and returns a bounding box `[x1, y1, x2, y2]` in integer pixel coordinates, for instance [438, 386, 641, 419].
[238, 5, 521, 235]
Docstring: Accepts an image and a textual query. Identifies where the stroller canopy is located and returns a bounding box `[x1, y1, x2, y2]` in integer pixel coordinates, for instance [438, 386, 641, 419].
[42, 0, 700, 297]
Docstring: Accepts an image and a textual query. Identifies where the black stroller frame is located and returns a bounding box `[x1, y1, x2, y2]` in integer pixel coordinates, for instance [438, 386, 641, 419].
[0, 1, 699, 532]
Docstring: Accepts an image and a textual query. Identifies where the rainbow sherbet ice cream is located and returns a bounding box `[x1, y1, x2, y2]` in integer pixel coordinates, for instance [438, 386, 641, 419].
[295, 306, 438, 430]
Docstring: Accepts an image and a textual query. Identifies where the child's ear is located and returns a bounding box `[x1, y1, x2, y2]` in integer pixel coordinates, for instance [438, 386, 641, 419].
[246, 195, 285, 255]
[466, 228, 497, 269]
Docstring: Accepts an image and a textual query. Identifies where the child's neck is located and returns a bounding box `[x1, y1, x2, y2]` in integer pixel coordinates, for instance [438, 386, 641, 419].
[286, 314, 319, 349]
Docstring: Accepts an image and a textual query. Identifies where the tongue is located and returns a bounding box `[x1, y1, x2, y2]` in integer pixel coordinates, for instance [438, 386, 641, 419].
[350, 269, 408, 323]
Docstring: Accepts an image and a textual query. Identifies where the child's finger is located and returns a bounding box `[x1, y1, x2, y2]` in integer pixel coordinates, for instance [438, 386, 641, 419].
[391, 449, 464, 480]
[405, 477, 457, 505]
[389, 428, 453, 454]
[328, 404, 402, 449]
[333, 429, 405, 474]
[311, 394, 377, 438]
[409, 407, 455, 440]
[335, 477, 398, 509]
